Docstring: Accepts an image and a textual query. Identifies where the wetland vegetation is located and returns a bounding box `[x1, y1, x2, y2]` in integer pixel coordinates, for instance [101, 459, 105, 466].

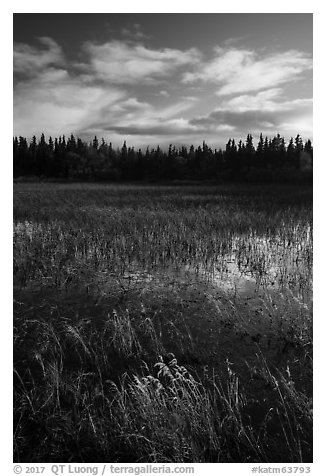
[13, 182, 312, 463]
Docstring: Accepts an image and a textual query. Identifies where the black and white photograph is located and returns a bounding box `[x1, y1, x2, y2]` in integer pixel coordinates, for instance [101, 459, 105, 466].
[12, 7, 313, 467]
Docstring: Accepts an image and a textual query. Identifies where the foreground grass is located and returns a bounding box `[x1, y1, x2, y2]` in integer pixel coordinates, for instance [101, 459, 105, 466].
[13, 182, 312, 462]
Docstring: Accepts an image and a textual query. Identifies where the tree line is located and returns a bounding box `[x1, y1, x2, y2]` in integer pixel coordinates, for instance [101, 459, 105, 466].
[13, 133, 313, 182]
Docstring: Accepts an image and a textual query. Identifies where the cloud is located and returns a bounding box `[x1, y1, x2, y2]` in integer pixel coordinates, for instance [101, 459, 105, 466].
[81, 40, 201, 84]
[158, 90, 169, 97]
[111, 97, 153, 113]
[222, 88, 284, 112]
[14, 67, 126, 137]
[14, 37, 65, 76]
[13, 36, 312, 147]
[13, 37, 200, 141]
[190, 93, 312, 136]
[101, 121, 193, 137]
[192, 110, 277, 130]
[103, 21, 151, 43]
[120, 23, 151, 41]
[84, 96, 198, 138]
[183, 46, 312, 96]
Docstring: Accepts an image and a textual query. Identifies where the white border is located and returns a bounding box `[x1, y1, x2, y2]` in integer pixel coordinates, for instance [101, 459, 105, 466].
[4, 2, 324, 475]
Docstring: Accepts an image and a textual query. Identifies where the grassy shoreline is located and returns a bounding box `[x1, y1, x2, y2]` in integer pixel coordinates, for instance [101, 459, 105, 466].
[13, 182, 312, 462]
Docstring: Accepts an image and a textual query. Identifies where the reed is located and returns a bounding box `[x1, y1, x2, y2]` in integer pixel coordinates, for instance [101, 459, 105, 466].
[13, 182, 312, 462]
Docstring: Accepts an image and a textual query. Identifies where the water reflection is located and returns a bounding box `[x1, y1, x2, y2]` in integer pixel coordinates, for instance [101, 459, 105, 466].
[14, 220, 312, 299]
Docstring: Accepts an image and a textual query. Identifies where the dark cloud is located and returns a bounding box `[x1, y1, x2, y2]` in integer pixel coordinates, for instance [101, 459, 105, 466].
[120, 23, 151, 41]
[86, 123, 193, 136]
[191, 110, 278, 129]
[190, 98, 312, 133]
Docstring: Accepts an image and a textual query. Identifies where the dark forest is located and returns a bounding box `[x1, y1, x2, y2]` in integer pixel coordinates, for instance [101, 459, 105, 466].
[13, 132, 313, 182]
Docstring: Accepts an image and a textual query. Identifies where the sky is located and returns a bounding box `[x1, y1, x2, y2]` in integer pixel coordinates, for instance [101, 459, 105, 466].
[13, 13, 313, 149]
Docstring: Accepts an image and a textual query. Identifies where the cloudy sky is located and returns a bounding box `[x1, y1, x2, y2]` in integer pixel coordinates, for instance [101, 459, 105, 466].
[13, 13, 313, 149]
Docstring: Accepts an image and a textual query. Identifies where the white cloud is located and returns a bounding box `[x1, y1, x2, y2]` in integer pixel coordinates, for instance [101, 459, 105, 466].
[219, 89, 312, 116]
[82, 40, 201, 84]
[14, 37, 65, 76]
[222, 88, 284, 111]
[112, 97, 152, 111]
[183, 46, 312, 96]
[14, 68, 125, 137]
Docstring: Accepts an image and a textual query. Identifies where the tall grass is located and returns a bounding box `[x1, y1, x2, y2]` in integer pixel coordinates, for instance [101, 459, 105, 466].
[13, 182, 312, 462]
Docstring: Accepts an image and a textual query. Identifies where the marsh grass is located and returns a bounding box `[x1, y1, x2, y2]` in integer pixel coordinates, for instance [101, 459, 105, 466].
[13, 182, 312, 462]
